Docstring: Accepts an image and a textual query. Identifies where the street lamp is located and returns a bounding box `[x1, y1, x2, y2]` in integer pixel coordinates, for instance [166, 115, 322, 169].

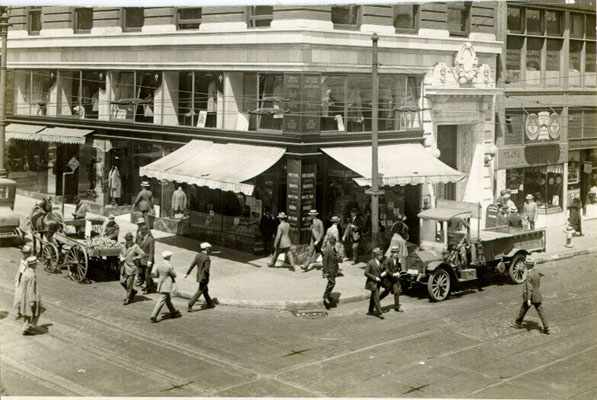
[0, 10, 10, 178]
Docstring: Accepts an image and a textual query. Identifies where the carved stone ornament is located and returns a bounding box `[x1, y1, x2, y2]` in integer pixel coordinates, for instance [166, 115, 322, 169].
[454, 43, 478, 84]
[427, 43, 494, 88]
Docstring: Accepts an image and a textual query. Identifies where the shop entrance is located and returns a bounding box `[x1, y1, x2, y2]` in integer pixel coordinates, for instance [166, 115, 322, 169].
[437, 125, 458, 200]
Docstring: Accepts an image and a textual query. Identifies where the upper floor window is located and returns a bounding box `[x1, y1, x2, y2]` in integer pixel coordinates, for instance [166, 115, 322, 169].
[331, 5, 360, 30]
[74, 7, 93, 33]
[123, 8, 144, 31]
[27, 7, 42, 35]
[247, 6, 273, 28]
[393, 4, 418, 32]
[447, 1, 471, 37]
[177, 7, 201, 30]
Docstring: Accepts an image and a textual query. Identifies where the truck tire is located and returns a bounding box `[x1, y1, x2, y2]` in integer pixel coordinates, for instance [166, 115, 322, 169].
[427, 267, 451, 301]
[508, 254, 528, 284]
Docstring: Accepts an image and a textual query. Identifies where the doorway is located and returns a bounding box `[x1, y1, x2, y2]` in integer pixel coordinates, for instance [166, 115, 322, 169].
[437, 125, 458, 200]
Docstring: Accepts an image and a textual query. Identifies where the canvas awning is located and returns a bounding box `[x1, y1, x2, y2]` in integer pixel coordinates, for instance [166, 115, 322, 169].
[321, 143, 464, 187]
[35, 127, 94, 145]
[5, 123, 46, 140]
[139, 140, 286, 196]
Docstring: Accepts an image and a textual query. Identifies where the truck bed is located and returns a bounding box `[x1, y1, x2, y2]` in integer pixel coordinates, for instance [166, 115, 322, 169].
[451, 227, 546, 261]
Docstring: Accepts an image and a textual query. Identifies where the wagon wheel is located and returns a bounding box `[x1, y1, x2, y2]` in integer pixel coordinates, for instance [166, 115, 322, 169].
[65, 244, 89, 283]
[41, 243, 60, 273]
[508, 254, 528, 284]
[427, 267, 451, 302]
[13, 227, 25, 246]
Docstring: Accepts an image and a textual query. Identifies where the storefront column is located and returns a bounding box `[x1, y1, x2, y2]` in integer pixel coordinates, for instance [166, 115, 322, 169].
[286, 157, 316, 245]
[98, 73, 111, 120]
[47, 76, 59, 116]
[223, 72, 244, 130]
[56, 71, 73, 116]
[159, 71, 179, 126]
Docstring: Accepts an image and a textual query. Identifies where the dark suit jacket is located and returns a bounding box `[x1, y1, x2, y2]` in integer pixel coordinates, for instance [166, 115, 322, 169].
[382, 257, 402, 289]
[344, 216, 363, 242]
[523, 268, 543, 303]
[137, 233, 155, 266]
[364, 258, 383, 291]
[186, 252, 210, 283]
[322, 246, 341, 277]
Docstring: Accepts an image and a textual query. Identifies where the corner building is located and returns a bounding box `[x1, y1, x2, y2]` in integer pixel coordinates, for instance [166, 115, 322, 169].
[6, 4, 505, 252]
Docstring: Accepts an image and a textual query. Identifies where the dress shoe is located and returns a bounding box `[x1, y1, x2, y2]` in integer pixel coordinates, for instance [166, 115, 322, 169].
[150, 316, 157, 323]
[323, 299, 331, 309]
[376, 313, 385, 320]
[171, 310, 182, 319]
[186, 305, 193, 313]
[22, 329, 33, 336]
[383, 309, 390, 313]
[123, 299, 130, 305]
[206, 303, 216, 309]
[543, 327, 550, 335]
[394, 308, 403, 312]
[366, 311, 376, 316]
[511, 322, 523, 329]
[131, 289, 138, 297]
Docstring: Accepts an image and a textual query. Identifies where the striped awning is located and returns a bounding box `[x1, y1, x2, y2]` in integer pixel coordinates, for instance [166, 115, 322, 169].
[36, 127, 94, 145]
[322, 143, 464, 187]
[5, 123, 46, 140]
[140, 140, 286, 196]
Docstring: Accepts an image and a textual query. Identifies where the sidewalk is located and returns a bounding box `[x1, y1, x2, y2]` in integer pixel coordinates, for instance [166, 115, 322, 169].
[13, 194, 597, 310]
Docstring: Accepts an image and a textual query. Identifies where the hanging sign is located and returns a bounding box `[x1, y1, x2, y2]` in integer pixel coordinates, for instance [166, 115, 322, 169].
[525, 114, 539, 141]
[537, 111, 551, 141]
[549, 113, 561, 139]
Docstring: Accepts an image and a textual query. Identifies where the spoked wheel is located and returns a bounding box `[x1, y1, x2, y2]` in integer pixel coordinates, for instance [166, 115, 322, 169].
[41, 243, 60, 273]
[66, 244, 89, 283]
[427, 267, 451, 302]
[509, 254, 528, 284]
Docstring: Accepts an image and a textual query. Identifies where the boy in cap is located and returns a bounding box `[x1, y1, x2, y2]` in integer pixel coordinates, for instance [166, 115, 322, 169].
[364, 248, 385, 319]
[150, 251, 181, 322]
[512, 257, 549, 334]
[185, 242, 215, 311]
[19, 256, 42, 335]
[14, 246, 32, 319]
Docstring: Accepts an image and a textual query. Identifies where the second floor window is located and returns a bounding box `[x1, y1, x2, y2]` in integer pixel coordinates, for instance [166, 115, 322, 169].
[28, 7, 42, 35]
[177, 8, 201, 30]
[123, 8, 144, 31]
[332, 5, 360, 29]
[393, 4, 418, 32]
[247, 6, 273, 28]
[74, 8, 93, 32]
[447, 1, 471, 36]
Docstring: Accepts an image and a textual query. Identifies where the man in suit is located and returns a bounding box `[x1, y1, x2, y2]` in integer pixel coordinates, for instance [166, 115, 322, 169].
[302, 209, 325, 272]
[185, 242, 215, 311]
[364, 248, 385, 319]
[512, 257, 549, 334]
[134, 181, 154, 228]
[119, 232, 145, 305]
[343, 208, 363, 264]
[259, 206, 276, 256]
[268, 212, 295, 268]
[380, 246, 404, 312]
[150, 251, 182, 323]
[322, 236, 342, 309]
[136, 226, 155, 294]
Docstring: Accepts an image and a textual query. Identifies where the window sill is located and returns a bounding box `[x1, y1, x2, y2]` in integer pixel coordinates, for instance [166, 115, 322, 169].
[122, 27, 143, 32]
[333, 24, 360, 31]
[395, 28, 418, 34]
[74, 30, 92, 34]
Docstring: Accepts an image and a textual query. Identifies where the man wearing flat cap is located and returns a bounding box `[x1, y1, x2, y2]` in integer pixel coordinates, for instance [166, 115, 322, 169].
[302, 209, 324, 272]
[185, 242, 215, 311]
[380, 246, 404, 312]
[364, 248, 385, 319]
[512, 257, 549, 334]
[150, 251, 181, 323]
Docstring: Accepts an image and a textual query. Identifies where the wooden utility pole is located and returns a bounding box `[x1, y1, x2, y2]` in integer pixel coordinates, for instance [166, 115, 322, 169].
[0, 11, 9, 178]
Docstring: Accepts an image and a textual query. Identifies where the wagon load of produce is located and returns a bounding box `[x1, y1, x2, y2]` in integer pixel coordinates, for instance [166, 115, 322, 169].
[85, 236, 121, 249]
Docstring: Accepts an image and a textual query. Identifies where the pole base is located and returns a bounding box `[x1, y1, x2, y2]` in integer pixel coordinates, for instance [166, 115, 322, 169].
[0, 168, 7, 178]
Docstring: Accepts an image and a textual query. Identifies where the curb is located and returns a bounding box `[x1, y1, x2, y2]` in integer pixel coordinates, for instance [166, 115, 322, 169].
[173, 289, 370, 311]
[174, 248, 597, 311]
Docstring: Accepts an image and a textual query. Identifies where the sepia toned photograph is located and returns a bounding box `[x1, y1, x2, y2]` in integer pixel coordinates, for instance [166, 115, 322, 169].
[0, 0, 596, 398]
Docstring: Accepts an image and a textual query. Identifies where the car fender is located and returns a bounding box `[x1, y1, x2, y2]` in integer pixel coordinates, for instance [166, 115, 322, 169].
[426, 260, 448, 273]
[505, 248, 529, 260]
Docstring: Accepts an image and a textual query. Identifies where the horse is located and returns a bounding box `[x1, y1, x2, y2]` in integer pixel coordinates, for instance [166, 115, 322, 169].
[29, 197, 64, 253]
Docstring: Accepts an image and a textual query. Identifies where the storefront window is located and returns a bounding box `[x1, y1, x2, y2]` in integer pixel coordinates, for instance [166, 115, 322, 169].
[321, 75, 346, 131]
[569, 40, 582, 87]
[346, 75, 370, 133]
[15, 70, 54, 116]
[57, 70, 80, 117]
[507, 7, 522, 33]
[568, 110, 583, 139]
[248, 73, 285, 132]
[545, 10, 562, 36]
[6, 141, 54, 194]
[526, 9, 542, 34]
[586, 42, 596, 87]
[507, 166, 564, 212]
[177, 71, 222, 128]
[571, 13, 584, 39]
[526, 38, 542, 85]
[111, 71, 159, 123]
[546, 39, 562, 86]
[80, 71, 103, 120]
[506, 36, 523, 84]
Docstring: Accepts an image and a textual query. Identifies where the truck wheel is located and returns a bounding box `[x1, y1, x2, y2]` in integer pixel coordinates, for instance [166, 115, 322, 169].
[509, 254, 528, 284]
[427, 268, 451, 301]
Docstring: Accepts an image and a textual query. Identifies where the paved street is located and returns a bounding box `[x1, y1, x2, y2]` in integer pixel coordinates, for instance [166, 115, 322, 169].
[1, 244, 596, 398]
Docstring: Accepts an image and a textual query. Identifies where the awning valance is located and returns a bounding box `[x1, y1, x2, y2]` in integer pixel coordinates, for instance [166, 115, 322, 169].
[36, 127, 94, 145]
[5, 123, 46, 140]
[139, 140, 286, 196]
[322, 143, 464, 187]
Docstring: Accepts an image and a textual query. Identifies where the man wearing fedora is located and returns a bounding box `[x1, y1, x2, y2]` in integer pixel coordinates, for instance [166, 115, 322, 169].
[364, 248, 385, 319]
[522, 194, 538, 230]
[136, 224, 155, 294]
[134, 181, 154, 228]
[302, 209, 325, 272]
[150, 250, 181, 323]
[322, 236, 342, 309]
[120, 232, 145, 305]
[512, 257, 549, 335]
[343, 208, 363, 264]
[380, 246, 404, 312]
[185, 242, 216, 311]
[268, 212, 295, 268]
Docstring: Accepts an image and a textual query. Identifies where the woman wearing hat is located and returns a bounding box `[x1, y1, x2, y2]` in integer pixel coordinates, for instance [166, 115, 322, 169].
[134, 181, 154, 228]
[14, 246, 32, 320]
[268, 212, 295, 268]
[522, 194, 538, 230]
[385, 217, 409, 268]
[19, 256, 43, 335]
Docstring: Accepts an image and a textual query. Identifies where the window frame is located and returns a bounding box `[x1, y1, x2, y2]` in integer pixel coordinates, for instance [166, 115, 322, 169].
[331, 5, 361, 31]
[122, 7, 144, 32]
[447, 1, 471, 37]
[246, 6, 274, 28]
[176, 7, 202, 30]
[27, 7, 42, 35]
[392, 4, 419, 34]
[73, 7, 93, 34]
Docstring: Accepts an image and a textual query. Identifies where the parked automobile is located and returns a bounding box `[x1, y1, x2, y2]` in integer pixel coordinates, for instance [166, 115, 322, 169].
[0, 178, 24, 245]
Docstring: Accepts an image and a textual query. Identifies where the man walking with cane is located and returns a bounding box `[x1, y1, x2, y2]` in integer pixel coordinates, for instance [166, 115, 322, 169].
[150, 251, 182, 323]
